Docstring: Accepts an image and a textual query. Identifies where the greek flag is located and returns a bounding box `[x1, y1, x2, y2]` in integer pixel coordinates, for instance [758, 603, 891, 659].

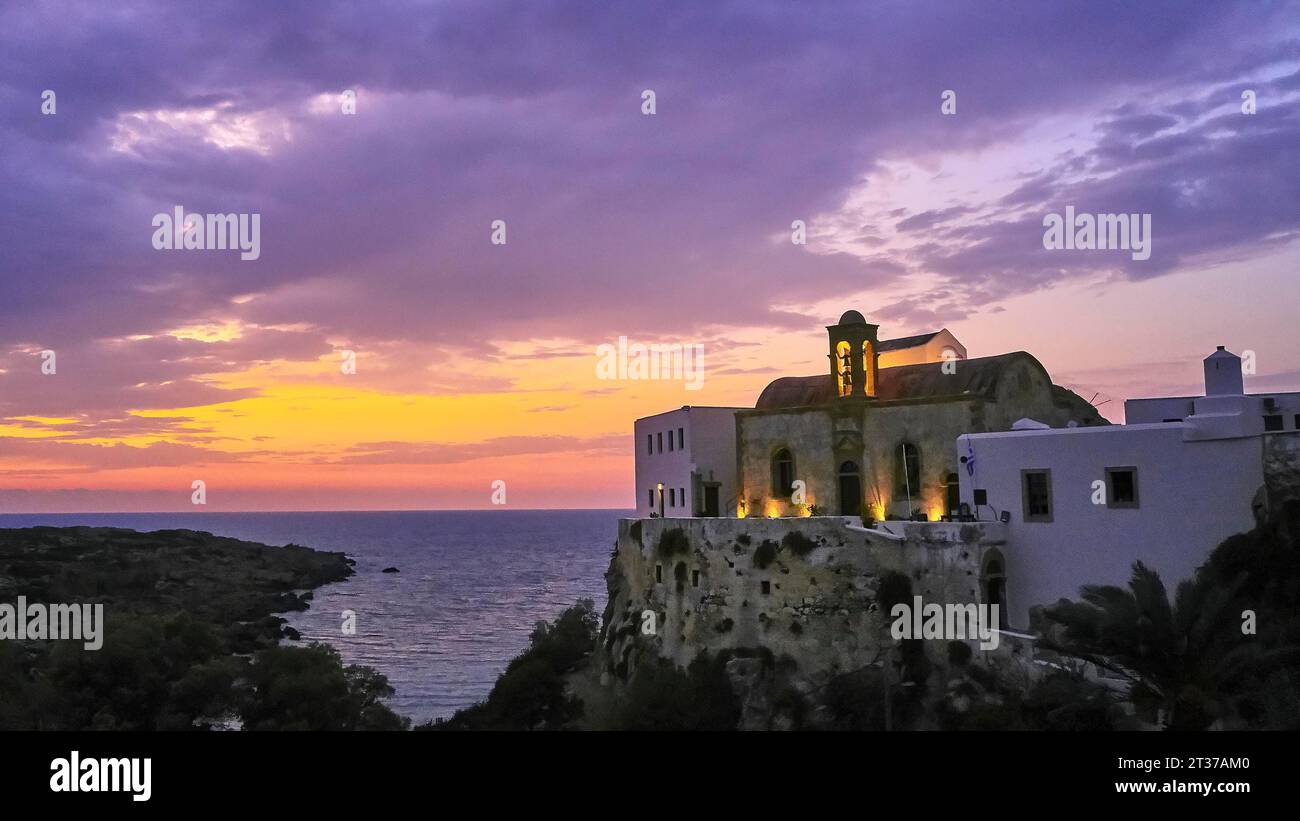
[964, 438, 976, 477]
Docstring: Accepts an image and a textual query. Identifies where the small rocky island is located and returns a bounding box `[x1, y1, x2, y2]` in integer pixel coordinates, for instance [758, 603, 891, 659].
[0, 526, 407, 730]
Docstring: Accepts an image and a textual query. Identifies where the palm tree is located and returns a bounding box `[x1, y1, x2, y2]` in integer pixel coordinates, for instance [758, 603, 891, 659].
[1039, 561, 1260, 730]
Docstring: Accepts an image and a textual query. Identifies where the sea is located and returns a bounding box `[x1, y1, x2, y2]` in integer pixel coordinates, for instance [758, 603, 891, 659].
[0, 509, 627, 723]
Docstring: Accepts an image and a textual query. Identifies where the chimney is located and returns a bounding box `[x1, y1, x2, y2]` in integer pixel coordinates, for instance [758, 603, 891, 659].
[1203, 345, 1244, 396]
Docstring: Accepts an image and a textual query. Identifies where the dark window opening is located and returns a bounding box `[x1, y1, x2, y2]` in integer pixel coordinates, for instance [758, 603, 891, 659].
[647, 489, 654, 508]
[669, 488, 675, 507]
[1264, 414, 1284, 432]
[760, 580, 771, 595]
[647, 433, 653, 454]
[1021, 470, 1052, 522]
[677, 428, 684, 449]
[973, 489, 988, 506]
[656, 432, 663, 452]
[655, 564, 662, 583]
[692, 569, 700, 588]
[668, 432, 674, 451]
[1106, 467, 1139, 508]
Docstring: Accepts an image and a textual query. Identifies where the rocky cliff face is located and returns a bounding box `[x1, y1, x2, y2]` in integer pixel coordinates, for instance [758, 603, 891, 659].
[595, 516, 1013, 729]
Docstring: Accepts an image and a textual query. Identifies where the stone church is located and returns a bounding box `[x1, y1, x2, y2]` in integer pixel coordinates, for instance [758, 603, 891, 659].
[736, 310, 1105, 520]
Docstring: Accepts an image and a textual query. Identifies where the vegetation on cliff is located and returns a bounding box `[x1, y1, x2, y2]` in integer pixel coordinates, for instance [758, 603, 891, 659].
[451, 503, 1300, 731]
[0, 526, 407, 730]
[1038, 503, 1300, 730]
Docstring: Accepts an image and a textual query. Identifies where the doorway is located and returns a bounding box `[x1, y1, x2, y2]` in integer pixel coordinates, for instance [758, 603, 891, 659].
[838, 461, 861, 516]
[703, 484, 720, 517]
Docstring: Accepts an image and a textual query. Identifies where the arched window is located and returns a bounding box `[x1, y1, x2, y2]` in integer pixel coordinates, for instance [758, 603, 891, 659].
[772, 448, 795, 497]
[835, 341, 853, 397]
[894, 442, 920, 500]
[981, 552, 1009, 629]
[861, 340, 875, 396]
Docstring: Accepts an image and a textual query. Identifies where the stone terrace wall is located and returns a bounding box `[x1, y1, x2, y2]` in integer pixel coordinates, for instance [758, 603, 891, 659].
[599, 516, 1008, 690]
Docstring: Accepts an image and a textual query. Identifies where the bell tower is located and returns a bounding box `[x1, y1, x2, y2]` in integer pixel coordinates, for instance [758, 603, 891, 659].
[827, 310, 880, 399]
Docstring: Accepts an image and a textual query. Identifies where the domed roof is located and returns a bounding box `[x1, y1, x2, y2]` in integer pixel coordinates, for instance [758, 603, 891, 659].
[754, 352, 1053, 410]
[837, 310, 867, 325]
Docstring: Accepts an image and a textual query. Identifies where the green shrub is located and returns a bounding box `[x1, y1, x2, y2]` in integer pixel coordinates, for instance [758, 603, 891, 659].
[428, 599, 599, 730]
[656, 528, 690, 557]
[615, 651, 741, 730]
[781, 531, 817, 558]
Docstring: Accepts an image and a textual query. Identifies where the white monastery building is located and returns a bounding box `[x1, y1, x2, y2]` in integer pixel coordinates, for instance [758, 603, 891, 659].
[957, 345, 1295, 628]
[631, 312, 1296, 639]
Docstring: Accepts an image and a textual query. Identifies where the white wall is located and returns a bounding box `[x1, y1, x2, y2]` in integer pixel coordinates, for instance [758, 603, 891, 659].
[956, 424, 1262, 629]
[634, 406, 742, 517]
[1128, 390, 1300, 430]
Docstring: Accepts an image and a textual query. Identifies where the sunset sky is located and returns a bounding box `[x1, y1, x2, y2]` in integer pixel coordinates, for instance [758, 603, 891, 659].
[2, 1, 1299, 512]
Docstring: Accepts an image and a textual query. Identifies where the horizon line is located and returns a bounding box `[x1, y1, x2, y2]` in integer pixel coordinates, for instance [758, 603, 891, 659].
[0, 506, 638, 516]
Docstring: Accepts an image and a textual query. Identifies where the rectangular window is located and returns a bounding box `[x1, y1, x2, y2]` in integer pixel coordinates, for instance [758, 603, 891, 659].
[973, 489, 988, 506]
[669, 488, 675, 507]
[761, 580, 771, 595]
[647, 433, 653, 454]
[1105, 467, 1139, 508]
[691, 569, 699, 588]
[1021, 469, 1053, 522]
[679, 488, 685, 510]
[1264, 414, 1284, 432]
[647, 489, 654, 508]
[655, 564, 662, 583]
[668, 432, 674, 451]
[657, 432, 663, 452]
[677, 427, 684, 449]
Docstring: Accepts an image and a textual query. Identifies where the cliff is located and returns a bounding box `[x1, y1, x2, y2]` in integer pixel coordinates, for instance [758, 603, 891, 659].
[591, 516, 1022, 729]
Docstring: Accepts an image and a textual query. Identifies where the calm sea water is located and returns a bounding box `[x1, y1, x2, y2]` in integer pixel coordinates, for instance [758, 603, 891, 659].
[0, 509, 626, 723]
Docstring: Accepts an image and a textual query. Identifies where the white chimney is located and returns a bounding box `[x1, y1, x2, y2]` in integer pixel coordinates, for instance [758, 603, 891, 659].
[1203, 345, 1244, 396]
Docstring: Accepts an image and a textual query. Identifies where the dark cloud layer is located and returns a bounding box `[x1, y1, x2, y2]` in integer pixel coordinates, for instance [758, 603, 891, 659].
[1, 0, 1297, 421]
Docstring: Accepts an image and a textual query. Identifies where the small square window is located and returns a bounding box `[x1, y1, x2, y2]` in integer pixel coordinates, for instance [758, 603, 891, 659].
[1264, 414, 1284, 432]
[1021, 470, 1053, 523]
[1106, 467, 1139, 508]
[973, 489, 988, 506]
